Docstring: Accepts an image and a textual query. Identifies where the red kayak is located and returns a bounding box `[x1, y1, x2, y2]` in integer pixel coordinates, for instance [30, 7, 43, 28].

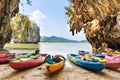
[9, 54, 47, 70]
[0, 52, 15, 63]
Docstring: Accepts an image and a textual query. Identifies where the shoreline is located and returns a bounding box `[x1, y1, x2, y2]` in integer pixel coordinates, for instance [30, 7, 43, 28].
[1, 42, 120, 80]
[0, 60, 120, 80]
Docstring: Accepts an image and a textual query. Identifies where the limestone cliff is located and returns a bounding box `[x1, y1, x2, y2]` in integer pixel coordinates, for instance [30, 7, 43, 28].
[67, 0, 120, 53]
[0, 0, 19, 48]
[10, 13, 40, 43]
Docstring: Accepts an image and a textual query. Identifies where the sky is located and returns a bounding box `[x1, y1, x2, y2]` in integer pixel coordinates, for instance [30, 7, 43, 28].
[19, 0, 86, 41]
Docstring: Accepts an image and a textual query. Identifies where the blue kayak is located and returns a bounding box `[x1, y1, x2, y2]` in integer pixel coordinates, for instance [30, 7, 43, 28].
[78, 50, 105, 58]
[67, 54, 105, 72]
[92, 54, 105, 58]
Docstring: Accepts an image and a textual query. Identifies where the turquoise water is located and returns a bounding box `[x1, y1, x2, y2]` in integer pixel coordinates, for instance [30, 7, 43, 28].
[8, 42, 92, 56]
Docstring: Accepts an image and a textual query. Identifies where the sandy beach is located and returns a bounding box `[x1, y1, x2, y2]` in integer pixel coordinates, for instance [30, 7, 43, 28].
[0, 60, 120, 80]
[1, 0, 120, 80]
[1, 43, 120, 80]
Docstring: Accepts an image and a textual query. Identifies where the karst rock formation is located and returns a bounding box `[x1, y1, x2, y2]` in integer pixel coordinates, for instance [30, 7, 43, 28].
[1, 0, 120, 52]
[67, 0, 120, 53]
[0, 0, 19, 48]
[10, 13, 40, 43]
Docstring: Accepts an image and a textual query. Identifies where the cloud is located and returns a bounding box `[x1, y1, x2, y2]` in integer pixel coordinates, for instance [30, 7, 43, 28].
[29, 10, 46, 28]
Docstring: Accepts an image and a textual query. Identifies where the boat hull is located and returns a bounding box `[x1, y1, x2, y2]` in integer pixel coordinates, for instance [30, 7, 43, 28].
[78, 50, 120, 69]
[45, 60, 64, 73]
[0, 58, 11, 63]
[106, 59, 120, 69]
[9, 59, 44, 70]
[67, 54, 105, 72]
[105, 55, 120, 69]
[9, 54, 47, 70]
[78, 50, 105, 58]
[0, 52, 15, 63]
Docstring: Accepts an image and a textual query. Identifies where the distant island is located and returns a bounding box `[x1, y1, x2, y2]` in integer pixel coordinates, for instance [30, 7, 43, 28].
[40, 36, 88, 42]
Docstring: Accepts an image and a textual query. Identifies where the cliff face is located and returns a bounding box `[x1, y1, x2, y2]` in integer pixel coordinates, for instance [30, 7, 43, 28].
[85, 14, 120, 53]
[0, 0, 19, 48]
[10, 13, 40, 43]
[67, 0, 120, 53]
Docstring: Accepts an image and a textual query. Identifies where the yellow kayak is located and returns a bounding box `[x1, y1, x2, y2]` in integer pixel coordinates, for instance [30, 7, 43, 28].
[114, 51, 120, 56]
[45, 60, 65, 73]
[81, 55, 106, 63]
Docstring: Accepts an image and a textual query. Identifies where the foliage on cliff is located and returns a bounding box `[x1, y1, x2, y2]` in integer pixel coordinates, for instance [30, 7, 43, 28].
[10, 13, 40, 43]
[66, 0, 120, 53]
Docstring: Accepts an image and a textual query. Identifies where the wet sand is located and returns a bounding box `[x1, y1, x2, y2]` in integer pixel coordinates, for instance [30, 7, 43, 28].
[0, 60, 120, 80]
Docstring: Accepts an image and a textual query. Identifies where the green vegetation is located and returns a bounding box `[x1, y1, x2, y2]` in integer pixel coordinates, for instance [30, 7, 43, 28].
[4, 43, 39, 49]
[80, 40, 88, 43]
[40, 36, 81, 42]
[0, 49, 9, 52]
[10, 13, 40, 43]
[65, 0, 74, 23]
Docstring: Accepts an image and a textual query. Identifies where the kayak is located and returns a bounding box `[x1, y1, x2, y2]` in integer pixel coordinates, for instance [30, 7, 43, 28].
[45, 60, 64, 73]
[78, 50, 89, 56]
[79, 53, 120, 69]
[114, 51, 120, 56]
[92, 54, 105, 58]
[9, 52, 47, 70]
[105, 59, 120, 69]
[105, 54, 120, 69]
[15, 53, 28, 57]
[0, 52, 15, 63]
[78, 50, 105, 58]
[67, 54, 105, 72]
[105, 54, 120, 60]
[45, 55, 65, 73]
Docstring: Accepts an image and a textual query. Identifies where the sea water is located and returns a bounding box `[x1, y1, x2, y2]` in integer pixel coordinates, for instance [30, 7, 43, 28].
[39, 42, 92, 68]
[40, 42, 92, 56]
[8, 42, 92, 68]
[8, 42, 92, 56]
